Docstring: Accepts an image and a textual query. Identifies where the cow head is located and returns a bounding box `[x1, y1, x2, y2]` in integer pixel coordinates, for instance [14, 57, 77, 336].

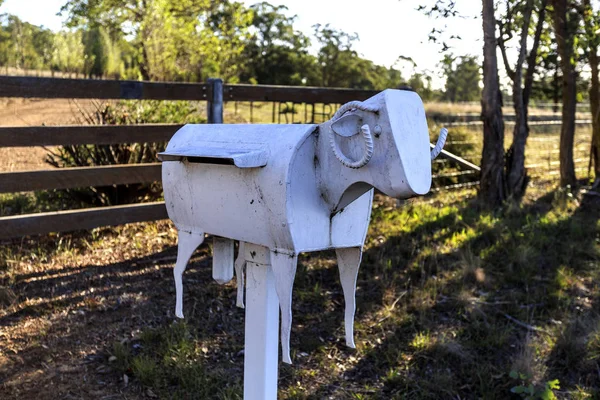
[321, 89, 444, 209]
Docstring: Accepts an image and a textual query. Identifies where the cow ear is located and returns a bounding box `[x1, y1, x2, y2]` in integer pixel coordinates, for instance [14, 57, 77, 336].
[331, 114, 362, 137]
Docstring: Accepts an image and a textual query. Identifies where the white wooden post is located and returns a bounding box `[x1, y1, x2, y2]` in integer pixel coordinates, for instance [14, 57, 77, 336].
[243, 244, 280, 400]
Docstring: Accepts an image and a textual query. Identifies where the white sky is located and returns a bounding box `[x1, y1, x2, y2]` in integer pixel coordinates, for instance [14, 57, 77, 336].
[0, 0, 485, 89]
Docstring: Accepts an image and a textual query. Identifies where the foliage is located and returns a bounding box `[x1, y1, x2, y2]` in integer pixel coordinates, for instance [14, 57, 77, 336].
[0, 0, 441, 96]
[0, 14, 54, 71]
[440, 54, 481, 102]
[111, 321, 241, 399]
[240, 2, 316, 86]
[60, 0, 253, 82]
[509, 370, 560, 400]
[51, 29, 84, 76]
[45, 100, 205, 207]
[313, 23, 404, 90]
[83, 25, 116, 78]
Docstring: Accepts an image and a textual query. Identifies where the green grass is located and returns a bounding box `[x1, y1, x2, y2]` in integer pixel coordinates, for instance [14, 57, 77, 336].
[110, 321, 242, 399]
[1, 103, 599, 398]
[88, 185, 600, 399]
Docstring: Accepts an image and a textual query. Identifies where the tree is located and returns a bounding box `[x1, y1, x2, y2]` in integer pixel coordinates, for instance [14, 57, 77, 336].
[421, 0, 506, 206]
[83, 25, 111, 78]
[312, 24, 403, 89]
[51, 30, 85, 77]
[1, 15, 54, 71]
[240, 2, 316, 85]
[551, 0, 579, 187]
[61, 0, 252, 82]
[480, 0, 507, 206]
[581, 0, 600, 186]
[406, 72, 437, 101]
[440, 54, 481, 102]
[0, 14, 12, 71]
[497, 0, 548, 199]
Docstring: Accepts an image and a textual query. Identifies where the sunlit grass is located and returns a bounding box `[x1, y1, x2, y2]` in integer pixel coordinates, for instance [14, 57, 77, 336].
[1, 101, 600, 398]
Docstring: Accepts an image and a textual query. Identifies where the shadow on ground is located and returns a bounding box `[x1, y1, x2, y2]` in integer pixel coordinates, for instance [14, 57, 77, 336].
[1, 188, 600, 399]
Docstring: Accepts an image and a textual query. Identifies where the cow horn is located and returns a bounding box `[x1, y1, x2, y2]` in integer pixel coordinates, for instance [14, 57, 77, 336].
[430, 127, 448, 160]
[330, 101, 378, 169]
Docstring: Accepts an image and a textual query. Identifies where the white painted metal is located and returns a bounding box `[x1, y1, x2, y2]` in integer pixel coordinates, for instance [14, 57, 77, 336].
[157, 144, 268, 168]
[244, 249, 279, 400]
[160, 89, 447, 399]
[174, 231, 204, 318]
[235, 241, 246, 308]
[336, 247, 362, 348]
[212, 237, 234, 284]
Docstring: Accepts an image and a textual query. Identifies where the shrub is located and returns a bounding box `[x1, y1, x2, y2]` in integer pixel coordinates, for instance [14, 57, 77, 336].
[45, 100, 205, 207]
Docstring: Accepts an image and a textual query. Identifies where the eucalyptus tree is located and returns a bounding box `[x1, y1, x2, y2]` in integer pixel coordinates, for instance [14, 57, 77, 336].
[497, 0, 548, 199]
[581, 0, 600, 186]
[422, 0, 556, 203]
[551, 0, 580, 187]
[420, 0, 506, 205]
[51, 30, 85, 77]
[440, 54, 482, 102]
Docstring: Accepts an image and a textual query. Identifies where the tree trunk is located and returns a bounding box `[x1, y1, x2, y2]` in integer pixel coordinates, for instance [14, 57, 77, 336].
[506, 0, 534, 200]
[553, 66, 560, 113]
[480, 0, 506, 206]
[139, 44, 151, 81]
[552, 0, 577, 187]
[583, 0, 600, 185]
[590, 50, 600, 184]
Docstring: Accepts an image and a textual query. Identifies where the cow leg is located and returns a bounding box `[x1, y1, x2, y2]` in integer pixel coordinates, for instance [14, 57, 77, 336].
[234, 241, 246, 308]
[213, 237, 234, 284]
[270, 250, 298, 364]
[174, 230, 205, 318]
[336, 247, 362, 348]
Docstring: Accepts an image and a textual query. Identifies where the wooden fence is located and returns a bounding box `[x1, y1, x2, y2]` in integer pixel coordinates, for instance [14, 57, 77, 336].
[0, 76, 477, 240]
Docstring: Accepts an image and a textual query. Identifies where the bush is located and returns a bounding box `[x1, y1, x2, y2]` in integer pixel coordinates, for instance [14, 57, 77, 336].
[45, 100, 205, 207]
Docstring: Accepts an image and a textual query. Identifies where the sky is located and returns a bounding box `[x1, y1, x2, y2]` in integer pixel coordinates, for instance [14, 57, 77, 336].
[0, 0, 484, 89]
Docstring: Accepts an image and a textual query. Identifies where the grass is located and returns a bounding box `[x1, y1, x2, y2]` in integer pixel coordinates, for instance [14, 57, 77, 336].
[1, 102, 599, 398]
[116, 187, 599, 399]
[3, 182, 600, 399]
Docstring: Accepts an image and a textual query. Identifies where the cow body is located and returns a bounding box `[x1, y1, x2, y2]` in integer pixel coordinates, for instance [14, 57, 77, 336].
[160, 89, 439, 364]
[162, 124, 373, 254]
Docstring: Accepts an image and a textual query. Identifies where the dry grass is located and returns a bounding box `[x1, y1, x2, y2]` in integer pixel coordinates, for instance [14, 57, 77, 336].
[2, 183, 600, 399]
[1, 97, 600, 398]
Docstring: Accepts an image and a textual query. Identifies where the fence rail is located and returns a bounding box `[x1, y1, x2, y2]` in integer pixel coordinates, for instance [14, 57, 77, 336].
[0, 163, 162, 193]
[0, 124, 182, 147]
[0, 76, 478, 240]
[0, 202, 167, 240]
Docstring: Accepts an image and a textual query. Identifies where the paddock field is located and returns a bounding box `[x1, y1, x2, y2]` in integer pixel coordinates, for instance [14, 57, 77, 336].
[0, 99, 598, 399]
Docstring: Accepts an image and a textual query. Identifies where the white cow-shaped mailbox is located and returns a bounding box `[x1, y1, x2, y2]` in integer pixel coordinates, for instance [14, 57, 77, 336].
[159, 89, 447, 372]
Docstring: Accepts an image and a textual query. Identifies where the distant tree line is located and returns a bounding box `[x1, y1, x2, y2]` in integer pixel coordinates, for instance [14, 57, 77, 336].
[0, 0, 483, 101]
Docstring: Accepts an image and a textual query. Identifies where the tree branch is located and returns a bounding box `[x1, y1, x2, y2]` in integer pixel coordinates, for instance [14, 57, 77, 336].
[497, 24, 516, 81]
[524, 0, 548, 107]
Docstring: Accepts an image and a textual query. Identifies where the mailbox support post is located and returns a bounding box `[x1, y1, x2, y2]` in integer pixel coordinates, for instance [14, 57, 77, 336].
[207, 78, 224, 124]
[244, 244, 280, 400]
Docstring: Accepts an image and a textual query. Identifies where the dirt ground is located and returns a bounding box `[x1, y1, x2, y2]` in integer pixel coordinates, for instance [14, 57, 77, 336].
[1, 97, 598, 399]
[0, 98, 96, 172]
[0, 221, 183, 400]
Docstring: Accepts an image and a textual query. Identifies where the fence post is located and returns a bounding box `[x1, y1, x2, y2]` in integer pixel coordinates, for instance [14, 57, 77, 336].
[207, 78, 224, 124]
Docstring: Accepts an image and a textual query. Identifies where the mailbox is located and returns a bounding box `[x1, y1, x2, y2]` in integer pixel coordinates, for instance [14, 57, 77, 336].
[158, 89, 447, 399]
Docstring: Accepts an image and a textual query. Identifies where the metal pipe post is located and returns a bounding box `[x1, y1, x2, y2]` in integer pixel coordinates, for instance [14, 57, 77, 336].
[207, 78, 224, 124]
